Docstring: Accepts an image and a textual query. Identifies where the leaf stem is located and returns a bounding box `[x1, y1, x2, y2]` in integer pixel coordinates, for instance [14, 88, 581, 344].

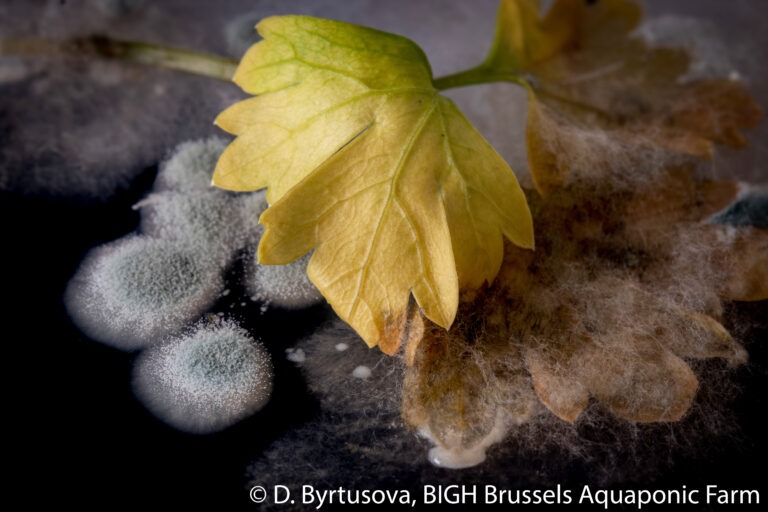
[1, 35, 238, 81]
[3, 34, 535, 94]
[2, 35, 612, 121]
[433, 64, 528, 91]
[434, 64, 615, 121]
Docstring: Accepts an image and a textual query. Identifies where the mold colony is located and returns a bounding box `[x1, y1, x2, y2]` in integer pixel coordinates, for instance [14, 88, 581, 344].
[65, 139, 324, 432]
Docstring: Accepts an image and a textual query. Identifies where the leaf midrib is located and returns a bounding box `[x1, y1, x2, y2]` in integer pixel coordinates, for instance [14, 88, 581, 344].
[347, 96, 441, 321]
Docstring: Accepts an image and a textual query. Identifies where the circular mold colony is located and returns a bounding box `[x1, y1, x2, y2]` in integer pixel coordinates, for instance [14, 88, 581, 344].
[65, 236, 223, 350]
[133, 320, 273, 433]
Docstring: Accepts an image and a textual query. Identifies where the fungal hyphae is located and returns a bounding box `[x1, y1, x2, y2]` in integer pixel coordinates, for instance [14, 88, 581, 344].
[65, 138, 324, 431]
[65, 236, 223, 350]
[65, 138, 317, 352]
[133, 321, 273, 434]
[245, 252, 324, 310]
[153, 137, 229, 193]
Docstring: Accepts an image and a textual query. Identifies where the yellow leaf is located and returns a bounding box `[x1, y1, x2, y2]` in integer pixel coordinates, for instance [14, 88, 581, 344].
[213, 16, 533, 348]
